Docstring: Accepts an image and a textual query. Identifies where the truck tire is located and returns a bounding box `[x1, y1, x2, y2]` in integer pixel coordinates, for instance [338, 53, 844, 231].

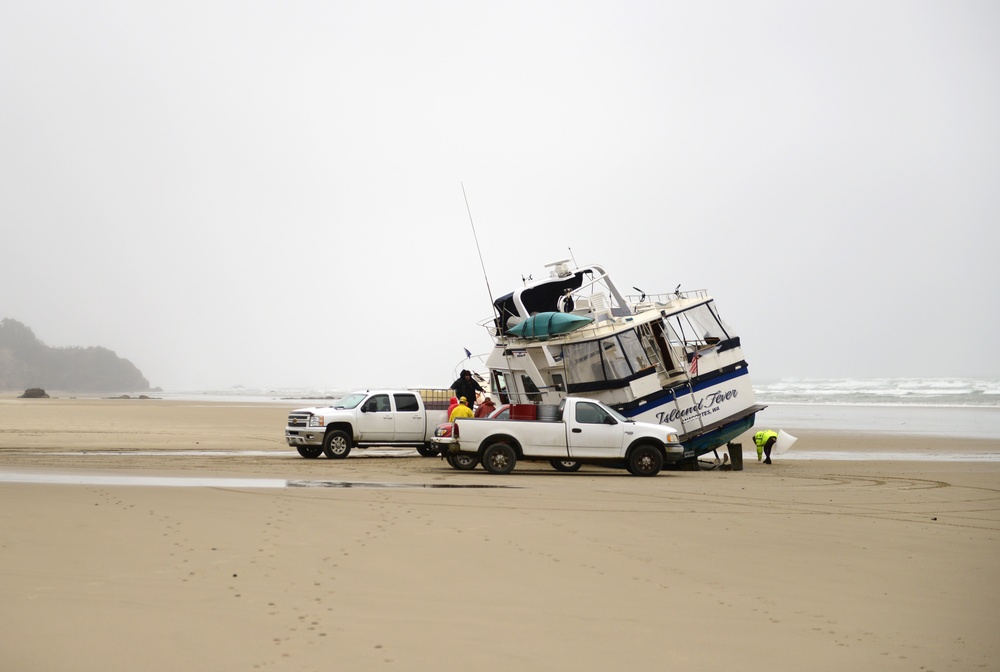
[416, 443, 440, 457]
[447, 453, 478, 470]
[323, 430, 352, 459]
[296, 445, 323, 459]
[482, 442, 517, 475]
[628, 444, 663, 477]
[549, 459, 581, 472]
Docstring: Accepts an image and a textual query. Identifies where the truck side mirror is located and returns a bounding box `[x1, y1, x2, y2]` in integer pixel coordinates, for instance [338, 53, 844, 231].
[604, 416, 617, 425]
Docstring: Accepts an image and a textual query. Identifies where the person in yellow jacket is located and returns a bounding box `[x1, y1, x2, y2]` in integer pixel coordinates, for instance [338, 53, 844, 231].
[450, 396, 475, 422]
[754, 429, 779, 464]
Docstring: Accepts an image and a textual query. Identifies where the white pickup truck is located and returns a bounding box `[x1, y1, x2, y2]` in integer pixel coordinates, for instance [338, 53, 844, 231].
[435, 397, 684, 476]
[285, 389, 450, 459]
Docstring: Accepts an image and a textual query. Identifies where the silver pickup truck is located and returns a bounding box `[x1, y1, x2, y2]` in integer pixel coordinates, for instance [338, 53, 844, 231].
[285, 389, 450, 459]
[434, 397, 683, 476]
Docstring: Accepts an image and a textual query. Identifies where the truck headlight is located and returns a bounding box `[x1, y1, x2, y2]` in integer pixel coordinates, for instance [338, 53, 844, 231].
[666, 433, 679, 444]
[308, 415, 324, 427]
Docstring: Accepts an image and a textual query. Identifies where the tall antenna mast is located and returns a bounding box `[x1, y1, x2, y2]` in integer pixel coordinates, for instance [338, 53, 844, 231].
[462, 182, 495, 308]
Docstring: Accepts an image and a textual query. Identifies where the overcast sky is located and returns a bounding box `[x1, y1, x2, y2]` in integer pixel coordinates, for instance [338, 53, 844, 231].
[2, 1, 997, 391]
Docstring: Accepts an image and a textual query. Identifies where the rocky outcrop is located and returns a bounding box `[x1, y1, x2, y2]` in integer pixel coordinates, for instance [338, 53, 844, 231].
[0, 318, 150, 393]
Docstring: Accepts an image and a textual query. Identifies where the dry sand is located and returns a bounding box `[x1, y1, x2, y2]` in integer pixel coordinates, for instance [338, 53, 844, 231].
[1, 396, 998, 671]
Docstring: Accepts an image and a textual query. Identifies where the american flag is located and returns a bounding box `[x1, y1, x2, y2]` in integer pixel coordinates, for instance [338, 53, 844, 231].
[688, 351, 700, 376]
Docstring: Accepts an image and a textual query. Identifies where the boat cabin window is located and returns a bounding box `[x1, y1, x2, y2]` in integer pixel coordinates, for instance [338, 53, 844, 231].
[551, 373, 565, 392]
[618, 330, 648, 372]
[561, 329, 648, 386]
[601, 338, 631, 379]
[663, 302, 730, 348]
[521, 375, 543, 402]
[492, 371, 510, 404]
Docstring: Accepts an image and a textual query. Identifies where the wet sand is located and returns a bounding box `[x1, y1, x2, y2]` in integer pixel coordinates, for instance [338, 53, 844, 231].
[1, 396, 998, 671]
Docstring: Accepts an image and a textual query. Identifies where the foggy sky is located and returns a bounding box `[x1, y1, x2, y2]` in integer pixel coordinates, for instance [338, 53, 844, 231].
[2, 1, 998, 391]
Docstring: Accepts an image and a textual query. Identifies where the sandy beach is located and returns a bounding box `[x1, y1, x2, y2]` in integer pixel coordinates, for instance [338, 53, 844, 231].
[1, 396, 998, 671]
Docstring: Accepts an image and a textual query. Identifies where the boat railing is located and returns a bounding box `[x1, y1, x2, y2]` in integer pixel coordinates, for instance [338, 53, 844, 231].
[479, 286, 713, 342]
[625, 289, 708, 310]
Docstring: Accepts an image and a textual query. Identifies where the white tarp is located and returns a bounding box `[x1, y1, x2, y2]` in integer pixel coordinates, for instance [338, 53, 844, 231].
[773, 429, 798, 455]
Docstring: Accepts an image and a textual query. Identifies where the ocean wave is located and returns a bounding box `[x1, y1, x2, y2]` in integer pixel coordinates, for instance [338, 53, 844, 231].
[755, 378, 1000, 407]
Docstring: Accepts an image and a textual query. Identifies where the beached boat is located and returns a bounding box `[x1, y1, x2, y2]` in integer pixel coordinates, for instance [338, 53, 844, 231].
[481, 259, 765, 461]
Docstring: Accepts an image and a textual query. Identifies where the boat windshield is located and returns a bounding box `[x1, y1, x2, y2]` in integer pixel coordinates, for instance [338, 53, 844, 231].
[663, 302, 730, 346]
[332, 394, 366, 410]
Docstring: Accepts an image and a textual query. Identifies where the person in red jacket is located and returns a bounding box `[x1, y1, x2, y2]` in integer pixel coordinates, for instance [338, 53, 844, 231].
[475, 394, 496, 418]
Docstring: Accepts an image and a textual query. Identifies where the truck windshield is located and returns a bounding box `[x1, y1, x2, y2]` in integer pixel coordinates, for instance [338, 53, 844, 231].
[332, 394, 366, 410]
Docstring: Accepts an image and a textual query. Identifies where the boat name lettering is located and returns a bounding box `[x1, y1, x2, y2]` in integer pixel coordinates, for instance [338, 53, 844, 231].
[655, 388, 739, 425]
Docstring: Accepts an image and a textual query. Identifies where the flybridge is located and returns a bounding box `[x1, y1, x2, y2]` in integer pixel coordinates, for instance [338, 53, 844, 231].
[491, 261, 630, 335]
[480, 259, 765, 460]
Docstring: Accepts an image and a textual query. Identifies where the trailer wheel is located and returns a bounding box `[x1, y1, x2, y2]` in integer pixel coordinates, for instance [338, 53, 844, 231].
[549, 459, 581, 472]
[482, 443, 517, 475]
[296, 445, 323, 459]
[447, 453, 479, 470]
[416, 443, 439, 457]
[628, 444, 663, 477]
[323, 430, 352, 459]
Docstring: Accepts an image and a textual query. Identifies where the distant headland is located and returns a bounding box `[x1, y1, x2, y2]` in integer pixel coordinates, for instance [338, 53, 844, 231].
[0, 318, 150, 393]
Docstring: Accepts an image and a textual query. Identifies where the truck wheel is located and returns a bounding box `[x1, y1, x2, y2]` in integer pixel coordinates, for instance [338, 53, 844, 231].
[482, 443, 516, 475]
[628, 444, 663, 476]
[416, 444, 440, 457]
[296, 445, 323, 459]
[549, 459, 581, 472]
[323, 430, 352, 459]
[447, 453, 478, 470]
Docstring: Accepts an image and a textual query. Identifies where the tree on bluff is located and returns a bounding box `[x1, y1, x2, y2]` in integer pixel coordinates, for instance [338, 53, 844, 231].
[0, 318, 150, 392]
